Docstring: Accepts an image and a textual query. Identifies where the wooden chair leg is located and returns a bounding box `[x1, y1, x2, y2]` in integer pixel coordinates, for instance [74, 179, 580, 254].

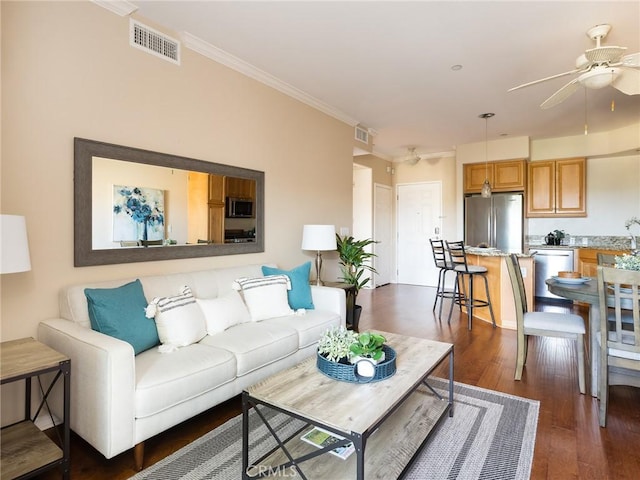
[515, 331, 526, 380]
[576, 334, 586, 395]
[599, 351, 609, 427]
[134, 442, 145, 471]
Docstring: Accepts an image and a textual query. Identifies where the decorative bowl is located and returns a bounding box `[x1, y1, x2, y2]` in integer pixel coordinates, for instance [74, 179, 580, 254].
[317, 345, 396, 383]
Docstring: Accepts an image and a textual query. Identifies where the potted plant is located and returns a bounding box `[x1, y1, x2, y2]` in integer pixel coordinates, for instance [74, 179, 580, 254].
[349, 331, 387, 378]
[317, 326, 358, 363]
[335, 234, 378, 330]
[349, 331, 386, 362]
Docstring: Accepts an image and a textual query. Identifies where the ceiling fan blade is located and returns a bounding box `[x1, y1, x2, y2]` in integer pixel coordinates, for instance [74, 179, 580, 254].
[540, 79, 580, 109]
[613, 68, 640, 95]
[585, 45, 626, 63]
[622, 52, 640, 67]
[508, 68, 582, 92]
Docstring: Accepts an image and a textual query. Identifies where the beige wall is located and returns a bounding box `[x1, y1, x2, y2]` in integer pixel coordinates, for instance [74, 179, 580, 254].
[0, 1, 353, 349]
[354, 154, 393, 187]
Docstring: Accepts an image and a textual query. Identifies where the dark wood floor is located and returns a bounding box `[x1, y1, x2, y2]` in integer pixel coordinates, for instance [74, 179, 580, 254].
[39, 284, 640, 479]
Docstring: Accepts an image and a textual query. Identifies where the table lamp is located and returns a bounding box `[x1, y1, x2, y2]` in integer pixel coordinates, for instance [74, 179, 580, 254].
[302, 225, 336, 286]
[1, 215, 32, 274]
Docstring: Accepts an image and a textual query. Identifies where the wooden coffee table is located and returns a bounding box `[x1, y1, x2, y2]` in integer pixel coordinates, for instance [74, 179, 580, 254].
[241, 331, 454, 479]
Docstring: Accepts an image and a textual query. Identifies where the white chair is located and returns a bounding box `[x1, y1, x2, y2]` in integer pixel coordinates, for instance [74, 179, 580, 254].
[596, 265, 640, 427]
[505, 254, 586, 394]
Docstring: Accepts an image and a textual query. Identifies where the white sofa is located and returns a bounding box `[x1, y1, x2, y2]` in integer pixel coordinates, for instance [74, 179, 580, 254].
[38, 264, 345, 469]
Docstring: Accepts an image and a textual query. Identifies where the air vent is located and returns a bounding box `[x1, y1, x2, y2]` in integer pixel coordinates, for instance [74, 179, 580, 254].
[130, 20, 180, 65]
[355, 126, 369, 144]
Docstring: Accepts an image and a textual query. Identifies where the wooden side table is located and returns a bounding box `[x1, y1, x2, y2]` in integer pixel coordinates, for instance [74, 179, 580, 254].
[323, 282, 359, 331]
[1, 338, 70, 480]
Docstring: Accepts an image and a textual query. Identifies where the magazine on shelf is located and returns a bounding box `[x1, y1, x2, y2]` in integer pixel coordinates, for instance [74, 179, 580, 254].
[300, 426, 355, 460]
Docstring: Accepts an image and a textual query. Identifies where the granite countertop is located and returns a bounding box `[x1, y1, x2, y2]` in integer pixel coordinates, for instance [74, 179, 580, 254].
[464, 246, 533, 258]
[525, 244, 630, 251]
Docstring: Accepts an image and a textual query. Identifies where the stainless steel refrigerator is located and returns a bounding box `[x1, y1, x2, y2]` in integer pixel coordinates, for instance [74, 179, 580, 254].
[464, 193, 524, 253]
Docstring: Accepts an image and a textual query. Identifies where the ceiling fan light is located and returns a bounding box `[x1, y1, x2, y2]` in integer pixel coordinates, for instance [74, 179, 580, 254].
[579, 67, 620, 89]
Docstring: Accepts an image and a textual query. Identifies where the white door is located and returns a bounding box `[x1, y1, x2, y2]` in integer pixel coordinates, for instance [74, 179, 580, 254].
[373, 184, 392, 286]
[396, 182, 442, 286]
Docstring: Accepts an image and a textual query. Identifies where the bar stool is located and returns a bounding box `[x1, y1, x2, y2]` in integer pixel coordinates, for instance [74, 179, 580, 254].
[429, 238, 458, 320]
[445, 240, 496, 330]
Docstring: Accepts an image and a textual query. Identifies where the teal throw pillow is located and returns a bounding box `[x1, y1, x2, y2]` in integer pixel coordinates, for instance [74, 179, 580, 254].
[85, 279, 159, 355]
[262, 262, 314, 310]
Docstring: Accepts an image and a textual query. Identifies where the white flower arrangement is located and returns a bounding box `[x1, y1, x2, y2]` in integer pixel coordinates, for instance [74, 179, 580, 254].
[615, 254, 640, 271]
[625, 216, 640, 231]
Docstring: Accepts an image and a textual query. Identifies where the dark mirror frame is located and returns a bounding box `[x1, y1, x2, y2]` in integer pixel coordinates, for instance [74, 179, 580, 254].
[74, 137, 265, 266]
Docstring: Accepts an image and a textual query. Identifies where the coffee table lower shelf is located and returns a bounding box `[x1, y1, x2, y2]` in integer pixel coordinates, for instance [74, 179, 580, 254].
[245, 383, 451, 479]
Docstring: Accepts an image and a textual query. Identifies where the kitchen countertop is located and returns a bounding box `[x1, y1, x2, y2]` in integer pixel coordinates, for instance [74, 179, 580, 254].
[464, 247, 534, 258]
[525, 244, 630, 251]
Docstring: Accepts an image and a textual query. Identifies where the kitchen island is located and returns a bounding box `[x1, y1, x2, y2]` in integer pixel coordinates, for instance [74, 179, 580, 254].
[459, 248, 535, 330]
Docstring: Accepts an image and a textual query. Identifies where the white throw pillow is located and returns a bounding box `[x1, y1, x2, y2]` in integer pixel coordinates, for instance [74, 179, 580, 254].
[233, 275, 294, 321]
[196, 290, 251, 335]
[147, 285, 207, 350]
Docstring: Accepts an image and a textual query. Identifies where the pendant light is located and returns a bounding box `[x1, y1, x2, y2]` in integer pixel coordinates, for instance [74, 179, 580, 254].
[479, 113, 495, 198]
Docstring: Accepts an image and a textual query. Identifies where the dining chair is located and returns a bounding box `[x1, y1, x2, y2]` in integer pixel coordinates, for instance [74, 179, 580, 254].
[596, 265, 640, 427]
[429, 238, 458, 320]
[445, 240, 495, 330]
[505, 254, 586, 393]
[140, 239, 163, 247]
[120, 240, 140, 247]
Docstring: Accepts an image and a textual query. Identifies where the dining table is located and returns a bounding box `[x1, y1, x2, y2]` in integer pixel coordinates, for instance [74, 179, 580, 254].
[546, 276, 639, 397]
[546, 277, 600, 396]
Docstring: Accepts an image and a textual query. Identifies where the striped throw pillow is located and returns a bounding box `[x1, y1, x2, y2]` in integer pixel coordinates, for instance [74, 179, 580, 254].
[147, 285, 207, 350]
[233, 275, 294, 321]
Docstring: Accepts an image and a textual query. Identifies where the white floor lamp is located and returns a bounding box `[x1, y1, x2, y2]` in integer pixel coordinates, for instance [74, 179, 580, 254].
[301, 225, 336, 286]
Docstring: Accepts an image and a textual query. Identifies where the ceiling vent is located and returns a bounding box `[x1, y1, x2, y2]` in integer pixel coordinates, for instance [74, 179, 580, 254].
[355, 126, 369, 144]
[130, 19, 180, 65]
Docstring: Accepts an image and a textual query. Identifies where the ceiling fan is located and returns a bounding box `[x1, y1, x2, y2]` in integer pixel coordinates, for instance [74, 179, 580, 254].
[509, 24, 640, 109]
[403, 147, 423, 165]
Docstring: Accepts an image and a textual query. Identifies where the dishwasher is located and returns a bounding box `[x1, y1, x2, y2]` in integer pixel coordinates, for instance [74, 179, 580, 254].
[529, 248, 575, 300]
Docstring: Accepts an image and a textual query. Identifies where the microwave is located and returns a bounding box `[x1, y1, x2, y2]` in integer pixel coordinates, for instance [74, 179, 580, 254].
[226, 197, 253, 218]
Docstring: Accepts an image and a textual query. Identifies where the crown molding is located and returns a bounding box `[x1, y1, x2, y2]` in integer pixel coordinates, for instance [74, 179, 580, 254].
[182, 32, 360, 127]
[92, 0, 138, 17]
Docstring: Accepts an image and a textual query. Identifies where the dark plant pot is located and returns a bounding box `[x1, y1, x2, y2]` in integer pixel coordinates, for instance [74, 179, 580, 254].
[350, 304, 362, 332]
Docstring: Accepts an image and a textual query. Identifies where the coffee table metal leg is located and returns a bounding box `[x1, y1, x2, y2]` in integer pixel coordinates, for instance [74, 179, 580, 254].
[242, 392, 250, 479]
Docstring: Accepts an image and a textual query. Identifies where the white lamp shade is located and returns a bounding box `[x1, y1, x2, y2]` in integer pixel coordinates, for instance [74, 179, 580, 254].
[301, 225, 337, 251]
[1, 215, 32, 274]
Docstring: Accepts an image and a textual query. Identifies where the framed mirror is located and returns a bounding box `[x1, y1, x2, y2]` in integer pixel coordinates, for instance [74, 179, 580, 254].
[74, 138, 264, 266]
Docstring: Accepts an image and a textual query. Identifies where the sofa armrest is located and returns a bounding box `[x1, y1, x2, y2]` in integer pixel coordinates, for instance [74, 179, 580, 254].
[38, 318, 136, 459]
[310, 286, 346, 326]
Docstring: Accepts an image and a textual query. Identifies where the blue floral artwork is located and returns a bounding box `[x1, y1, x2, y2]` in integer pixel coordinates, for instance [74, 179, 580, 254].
[113, 185, 165, 242]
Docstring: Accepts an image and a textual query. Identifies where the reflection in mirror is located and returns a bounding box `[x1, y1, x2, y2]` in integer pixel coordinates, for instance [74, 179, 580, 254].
[75, 138, 264, 266]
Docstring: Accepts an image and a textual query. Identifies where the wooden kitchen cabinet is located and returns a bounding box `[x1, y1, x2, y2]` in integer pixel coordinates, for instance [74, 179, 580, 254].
[577, 248, 630, 278]
[526, 157, 586, 217]
[464, 163, 493, 193]
[225, 177, 255, 200]
[207, 174, 225, 244]
[463, 159, 525, 194]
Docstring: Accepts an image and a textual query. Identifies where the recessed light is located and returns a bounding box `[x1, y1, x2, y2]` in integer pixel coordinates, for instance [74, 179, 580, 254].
[451, 64, 463, 71]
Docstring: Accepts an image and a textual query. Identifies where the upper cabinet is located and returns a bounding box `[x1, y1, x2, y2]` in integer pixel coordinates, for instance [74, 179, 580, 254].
[225, 176, 256, 200]
[526, 158, 586, 217]
[463, 159, 526, 194]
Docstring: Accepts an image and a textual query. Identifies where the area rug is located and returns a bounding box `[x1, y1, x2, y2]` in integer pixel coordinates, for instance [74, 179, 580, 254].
[129, 380, 539, 480]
